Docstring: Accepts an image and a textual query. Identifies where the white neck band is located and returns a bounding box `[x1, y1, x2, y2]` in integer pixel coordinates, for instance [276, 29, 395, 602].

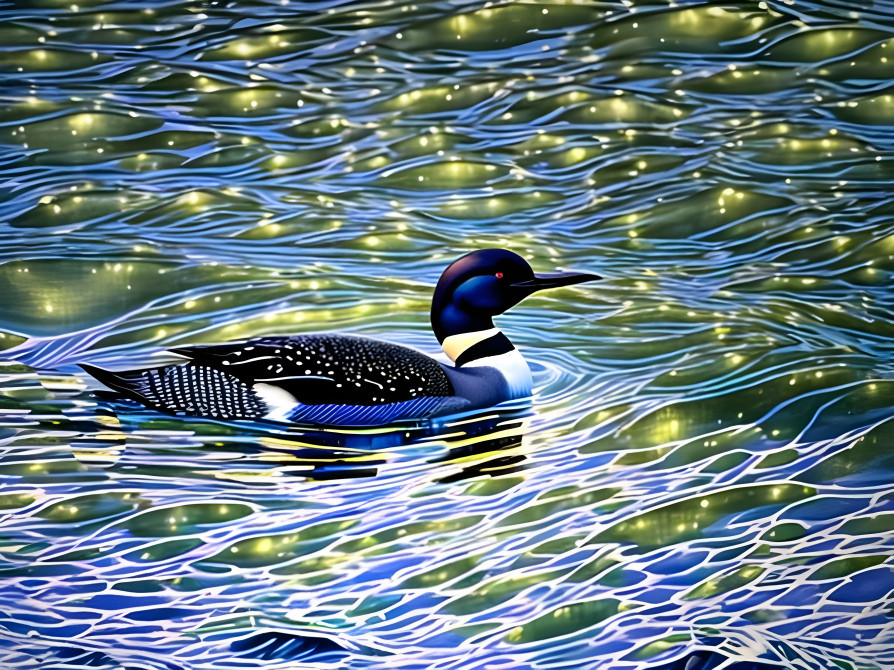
[441, 328, 501, 362]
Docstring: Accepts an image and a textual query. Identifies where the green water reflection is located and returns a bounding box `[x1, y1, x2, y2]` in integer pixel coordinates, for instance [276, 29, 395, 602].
[1, 0, 893, 669]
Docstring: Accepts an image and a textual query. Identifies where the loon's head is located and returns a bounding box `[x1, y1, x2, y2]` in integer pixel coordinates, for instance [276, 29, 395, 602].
[431, 248, 601, 343]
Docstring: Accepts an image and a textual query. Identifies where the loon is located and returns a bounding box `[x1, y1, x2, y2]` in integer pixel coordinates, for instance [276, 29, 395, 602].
[79, 249, 600, 427]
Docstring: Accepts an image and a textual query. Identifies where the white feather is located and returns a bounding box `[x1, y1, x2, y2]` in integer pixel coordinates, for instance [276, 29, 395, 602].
[253, 383, 299, 421]
[464, 349, 532, 399]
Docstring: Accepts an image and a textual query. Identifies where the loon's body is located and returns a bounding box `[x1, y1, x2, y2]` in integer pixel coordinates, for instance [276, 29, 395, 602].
[80, 249, 599, 426]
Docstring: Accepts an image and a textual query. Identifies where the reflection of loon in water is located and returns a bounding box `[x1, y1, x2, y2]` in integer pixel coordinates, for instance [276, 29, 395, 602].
[256, 407, 533, 483]
[79, 249, 599, 427]
[73, 405, 534, 484]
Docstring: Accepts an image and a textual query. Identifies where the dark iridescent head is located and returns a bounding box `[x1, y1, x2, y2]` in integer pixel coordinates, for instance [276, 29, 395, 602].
[430, 248, 601, 342]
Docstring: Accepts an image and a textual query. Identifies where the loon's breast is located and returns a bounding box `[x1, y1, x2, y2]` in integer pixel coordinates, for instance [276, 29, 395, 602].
[442, 349, 532, 408]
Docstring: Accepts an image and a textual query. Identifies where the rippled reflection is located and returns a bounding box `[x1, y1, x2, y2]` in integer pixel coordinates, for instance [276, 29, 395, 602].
[2, 0, 894, 669]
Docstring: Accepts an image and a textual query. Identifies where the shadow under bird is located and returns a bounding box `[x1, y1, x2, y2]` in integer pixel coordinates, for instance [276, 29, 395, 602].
[80, 249, 600, 426]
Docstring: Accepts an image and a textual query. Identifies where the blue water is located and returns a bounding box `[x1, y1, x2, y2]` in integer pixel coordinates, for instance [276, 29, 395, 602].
[1, 0, 894, 668]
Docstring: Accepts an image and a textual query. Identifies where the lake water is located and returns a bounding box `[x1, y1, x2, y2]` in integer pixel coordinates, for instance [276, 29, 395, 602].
[1, 1, 893, 669]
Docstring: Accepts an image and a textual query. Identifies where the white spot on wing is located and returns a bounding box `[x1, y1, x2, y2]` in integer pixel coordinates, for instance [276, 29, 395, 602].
[253, 383, 299, 421]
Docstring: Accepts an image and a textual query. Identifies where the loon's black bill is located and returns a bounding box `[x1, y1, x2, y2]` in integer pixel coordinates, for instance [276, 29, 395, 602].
[512, 271, 602, 291]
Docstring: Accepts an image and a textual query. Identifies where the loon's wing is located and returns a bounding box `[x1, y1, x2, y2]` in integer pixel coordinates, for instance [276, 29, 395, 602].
[169, 334, 454, 406]
[79, 362, 268, 420]
[80, 359, 468, 425]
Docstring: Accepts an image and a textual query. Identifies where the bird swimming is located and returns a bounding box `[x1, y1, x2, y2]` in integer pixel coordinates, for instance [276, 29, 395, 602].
[80, 249, 600, 427]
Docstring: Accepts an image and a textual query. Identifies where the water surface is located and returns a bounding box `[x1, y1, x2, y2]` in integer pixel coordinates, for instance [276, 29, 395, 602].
[1, 1, 894, 668]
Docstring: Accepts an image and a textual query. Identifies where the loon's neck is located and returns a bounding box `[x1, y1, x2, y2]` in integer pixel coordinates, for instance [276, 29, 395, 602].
[441, 328, 506, 364]
[432, 308, 531, 397]
[431, 303, 493, 343]
[432, 305, 518, 367]
[441, 328, 532, 399]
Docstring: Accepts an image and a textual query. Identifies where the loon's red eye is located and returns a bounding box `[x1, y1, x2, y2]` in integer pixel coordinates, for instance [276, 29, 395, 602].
[495, 272, 504, 279]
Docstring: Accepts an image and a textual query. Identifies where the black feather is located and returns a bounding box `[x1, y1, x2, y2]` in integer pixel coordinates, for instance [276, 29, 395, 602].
[167, 334, 453, 406]
[79, 363, 267, 420]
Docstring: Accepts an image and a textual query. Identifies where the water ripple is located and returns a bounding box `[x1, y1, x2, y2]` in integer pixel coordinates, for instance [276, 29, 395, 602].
[2, 0, 894, 669]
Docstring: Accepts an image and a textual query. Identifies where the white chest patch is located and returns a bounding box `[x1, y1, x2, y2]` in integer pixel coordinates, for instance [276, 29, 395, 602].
[464, 349, 532, 399]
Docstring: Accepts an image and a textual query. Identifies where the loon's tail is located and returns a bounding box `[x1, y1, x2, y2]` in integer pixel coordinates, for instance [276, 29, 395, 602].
[78, 363, 268, 420]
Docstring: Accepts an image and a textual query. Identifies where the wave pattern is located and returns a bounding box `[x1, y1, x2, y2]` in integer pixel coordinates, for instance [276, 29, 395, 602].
[1, 0, 894, 669]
